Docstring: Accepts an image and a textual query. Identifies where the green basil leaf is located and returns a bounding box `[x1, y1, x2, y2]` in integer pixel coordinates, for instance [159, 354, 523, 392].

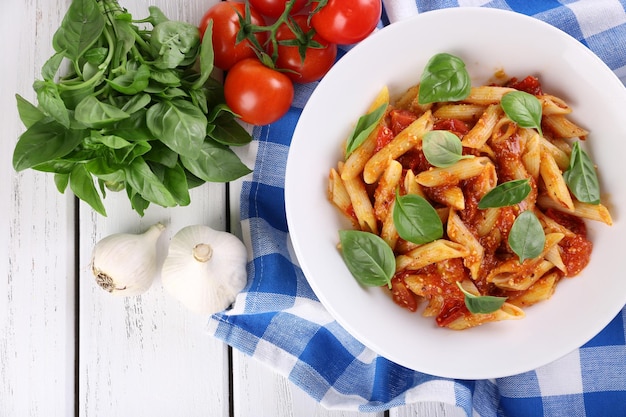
[54, 172, 70, 194]
[108, 64, 150, 95]
[508, 210, 545, 263]
[209, 114, 254, 146]
[15, 94, 45, 128]
[338, 230, 395, 288]
[456, 282, 507, 314]
[345, 103, 386, 158]
[151, 21, 200, 69]
[563, 141, 600, 204]
[146, 100, 207, 158]
[418, 53, 471, 104]
[124, 157, 177, 208]
[192, 20, 215, 89]
[12, 119, 84, 171]
[33, 81, 71, 128]
[500, 91, 543, 135]
[180, 139, 252, 182]
[161, 163, 191, 206]
[120, 93, 152, 114]
[69, 164, 107, 216]
[75, 96, 130, 128]
[478, 179, 532, 209]
[42, 52, 65, 81]
[393, 191, 443, 244]
[422, 130, 472, 167]
[52, 0, 105, 61]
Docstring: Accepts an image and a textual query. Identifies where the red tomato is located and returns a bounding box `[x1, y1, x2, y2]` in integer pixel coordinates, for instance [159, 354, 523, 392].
[249, 0, 306, 18]
[199, 2, 267, 70]
[224, 59, 294, 125]
[310, 0, 382, 45]
[270, 15, 337, 84]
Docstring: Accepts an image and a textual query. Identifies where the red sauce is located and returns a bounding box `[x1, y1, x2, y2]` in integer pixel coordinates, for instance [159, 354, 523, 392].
[389, 109, 418, 136]
[433, 118, 470, 138]
[505, 75, 543, 95]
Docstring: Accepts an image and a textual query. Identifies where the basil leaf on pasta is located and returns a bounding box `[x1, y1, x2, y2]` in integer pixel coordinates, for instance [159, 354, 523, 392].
[422, 130, 473, 168]
[339, 230, 394, 288]
[345, 103, 386, 158]
[563, 141, 601, 204]
[478, 179, 532, 209]
[500, 91, 543, 135]
[456, 282, 507, 314]
[393, 191, 443, 244]
[508, 210, 545, 263]
[418, 53, 471, 104]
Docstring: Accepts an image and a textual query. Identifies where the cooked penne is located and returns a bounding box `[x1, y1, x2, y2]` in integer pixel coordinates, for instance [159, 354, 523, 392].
[464, 86, 516, 105]
[543, 114, 589, 139]
[433, 103, 487, 122]
[329, 65, 611, 330]
[343, 175, 378, 234]
[539, 94, 572, 115]
[363, 110, 434, 184]
[462, 104, 503, 149]
[416, 157, 491, 187]
[328, 168, 351, 215]
[537, 194, 613, 225]
[447, 210, 484, 280]
[374, 160, 403, 222]
[540, 149, 575, 210]
[395, 239, 470, 272]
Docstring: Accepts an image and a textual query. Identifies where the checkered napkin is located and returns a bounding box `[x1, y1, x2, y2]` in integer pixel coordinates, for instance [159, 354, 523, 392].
[207, 1, 626, 415]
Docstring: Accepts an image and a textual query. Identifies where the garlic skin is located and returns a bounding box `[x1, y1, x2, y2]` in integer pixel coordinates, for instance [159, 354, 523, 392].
[161, 225, 248, 315]
[91, 223, 165, 296]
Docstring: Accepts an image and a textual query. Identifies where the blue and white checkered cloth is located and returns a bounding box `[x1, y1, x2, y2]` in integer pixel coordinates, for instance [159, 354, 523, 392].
[207, 1, 626, 415]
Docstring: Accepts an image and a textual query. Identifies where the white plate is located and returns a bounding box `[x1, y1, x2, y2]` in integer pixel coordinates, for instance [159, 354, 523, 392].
[285, 8, 626, 379]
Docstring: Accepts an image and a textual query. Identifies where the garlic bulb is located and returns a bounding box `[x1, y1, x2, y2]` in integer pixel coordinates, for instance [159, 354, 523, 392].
[161, 225, 248, 314]
[91, 223, 165, 296]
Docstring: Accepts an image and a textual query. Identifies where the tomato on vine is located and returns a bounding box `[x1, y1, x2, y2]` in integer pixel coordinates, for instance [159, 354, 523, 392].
[199, 2, 267, 70]
[311, 0, 382, 45]
[270, 15, 337, 84]
[224, 58, 295, 125]
[248, 0, 307, 18]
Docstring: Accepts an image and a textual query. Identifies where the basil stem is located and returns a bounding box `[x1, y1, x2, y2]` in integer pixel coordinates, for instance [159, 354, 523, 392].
[508, 210, 545, 263]
[345, 103, 387, 158]
[456, 282, 507, 314]
[418, 53, 471, 104]
[339, 230, 395, 288]
[422, 130, 473, 168]
[393, 190, 443, 244]
[563, 141, 601, 204]
[500, 91, 543, 135]
[478, 179, 532, 209]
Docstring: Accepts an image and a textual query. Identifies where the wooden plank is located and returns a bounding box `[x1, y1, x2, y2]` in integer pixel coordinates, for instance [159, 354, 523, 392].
[75, 1, 229, 416]
[0, 0, 75, 416]
[78, 190, 230, 417]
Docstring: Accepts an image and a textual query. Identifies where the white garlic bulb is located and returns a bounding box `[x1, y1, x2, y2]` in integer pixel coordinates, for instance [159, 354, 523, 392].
[91, 223, 165, 296]
[161, 225, 248, 315]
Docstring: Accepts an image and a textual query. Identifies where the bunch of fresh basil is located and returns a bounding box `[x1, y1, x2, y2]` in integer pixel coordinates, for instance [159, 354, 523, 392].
[12, 0, 252, 216]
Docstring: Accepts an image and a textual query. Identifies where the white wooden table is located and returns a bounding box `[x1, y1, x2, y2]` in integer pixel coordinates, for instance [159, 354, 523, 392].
[1, 0, 465, 415]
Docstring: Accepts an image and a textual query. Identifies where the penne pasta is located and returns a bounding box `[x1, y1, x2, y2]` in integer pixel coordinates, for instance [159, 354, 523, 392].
[415, 157, 491, 187]
[363, 110, 434, 184]
[328, 66, 611, 330]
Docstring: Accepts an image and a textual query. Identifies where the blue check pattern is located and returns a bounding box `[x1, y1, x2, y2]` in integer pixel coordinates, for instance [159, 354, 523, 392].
[208, 1, 626, 415]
